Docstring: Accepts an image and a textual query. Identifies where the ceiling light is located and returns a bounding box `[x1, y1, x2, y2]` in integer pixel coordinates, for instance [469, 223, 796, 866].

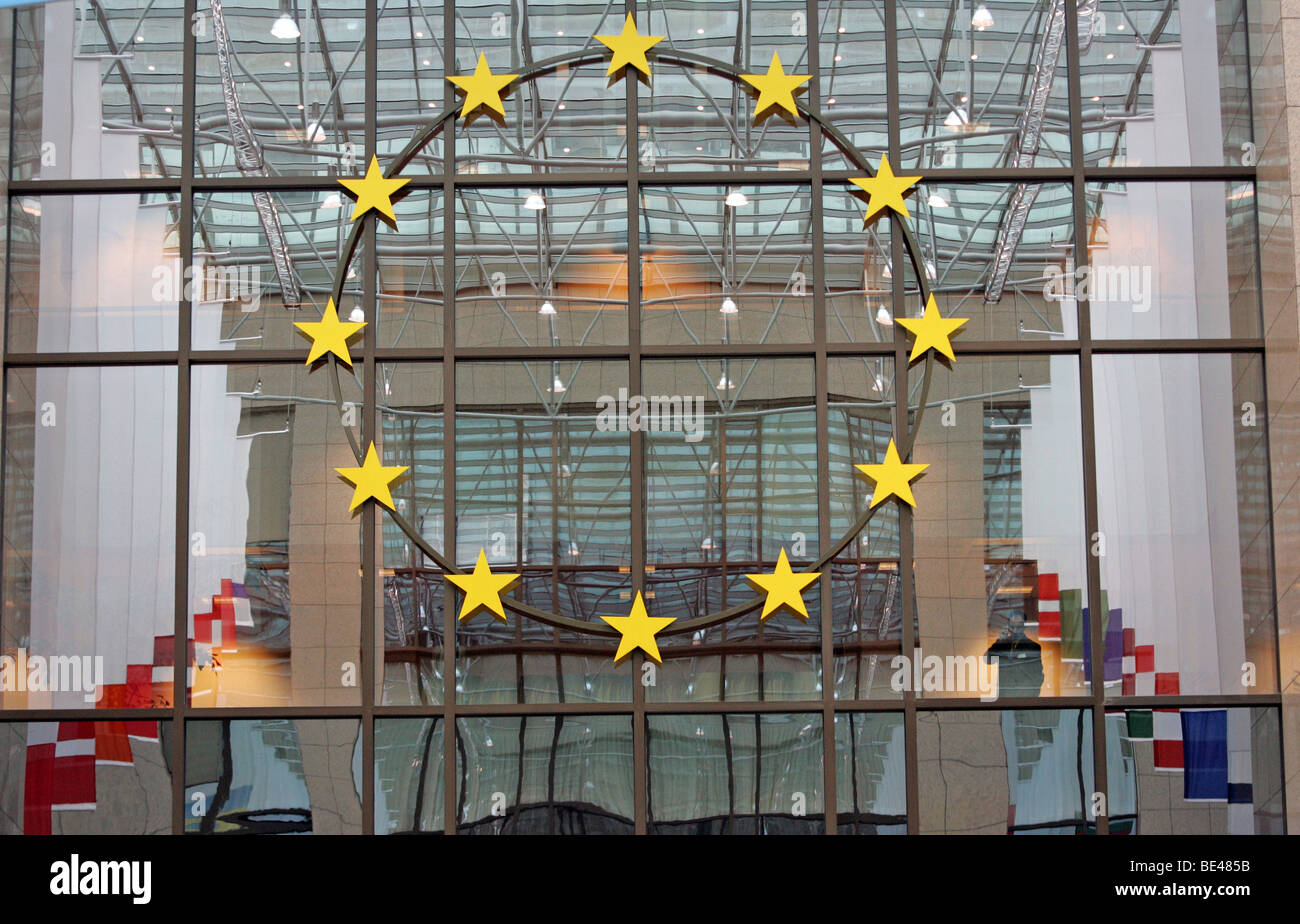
[422, 59, 430, 66]
[567, 541, 580, 557]
[348, 306, 365, 323]
[972, 5, 994, 30]
[717, 374, 735, 391]
[305, 120, 326, 143]
[827, 97, 836, 105]
[719, 296, 738, 315]
[944, 107, 969, 129]
[539, 300, 556, 316]
[925, 261, 937, 279]
[320, 191, 342, 209]
[838, 26, 846, 33]
[283, 60, 293, 68]
[549, 375, 566, 393]
[700, 537, 714, 550]
[724, 189, 749, 207]
[147, 64, 155, 71]
[970, 53, 979, 60]
[557, 103, 566, 110]
[523, 192, 546, 210]
[927, 193, 949, 208]
[562, 146, 571, 153]
[834, 55, 843, 62]
[876, 306, 893, 326]
[415, 31, 423, 38]
[271, 14, 301, 40]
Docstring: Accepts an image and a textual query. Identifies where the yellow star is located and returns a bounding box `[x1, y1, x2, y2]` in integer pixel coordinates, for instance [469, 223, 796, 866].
[294, 297, 366, 366]
[595, 14, 664, 78]
[338, 155, 409, 223]
[896, 295, 969, 363]
[739, 51, 810, 118]
[745, 548, 821, 622]
[600, 592, 676, 664]
[855, 439, 929, 509]
[446, 549, 521, 623]
[335, 442, 409, 512]
[447, 53, 518, 119]
[848, 155, 922, 224]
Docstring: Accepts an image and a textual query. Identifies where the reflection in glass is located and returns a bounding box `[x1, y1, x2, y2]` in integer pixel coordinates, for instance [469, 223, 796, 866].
[913, 356, 1088, 699]
[377, 1, 444, 171]
[7, 193, 180, 352]
[0, 721, 172, 834]
[644, 359, 820, 702]
[1105, 706, 1283, 834]
[2, 366, 176, 710]
[918, 709, 1096, 834]
[1093, 354, 1275, 697]
[195, 0, 365, 179]
[455, 186, 627, 349]
[641, 185, 814, 345]
[1080, 0, 1251, 168]
[185, 718, 361, 833]
[1085, 181, 1260, 339]
[380, 364, 445, 706]
[189, 364, 363, 707]
[898, 1, 1070, 170]
[828, 358, 900, 699]
[817, 1, 886, 170]
[192, 189, 366, 352]
[453, 361, 633, 703]
[11, 0, 183, 181]
[458, 715, 633, 834]
[647, 713, 824, 834]
[375, 717, 447, 834]
[834, 712, 906, 834]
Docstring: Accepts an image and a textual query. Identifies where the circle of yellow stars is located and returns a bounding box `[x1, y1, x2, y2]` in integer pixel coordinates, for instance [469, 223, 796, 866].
[293, 17, 970, 665]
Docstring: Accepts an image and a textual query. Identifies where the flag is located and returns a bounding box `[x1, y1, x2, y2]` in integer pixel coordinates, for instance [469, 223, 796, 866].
[1125, 709, 1153, 741]
[1182, 710, 1227, 800]
[1037, 573, 1060, 641]
[1059, 588, 1084, 662]
[1153, 708, 1184, 771]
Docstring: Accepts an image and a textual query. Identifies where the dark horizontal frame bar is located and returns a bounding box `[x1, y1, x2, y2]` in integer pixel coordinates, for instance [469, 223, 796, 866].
[0, 693, 1281, 722]
[0, 339, 1270, 368]
[4, 164, 1258, 195]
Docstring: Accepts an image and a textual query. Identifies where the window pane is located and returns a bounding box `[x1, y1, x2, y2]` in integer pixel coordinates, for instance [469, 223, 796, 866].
[0, 721, 172, 834]
[7, 193, 180, 352]
[189, 363, 363, 708]
[11, 0, 184, 181]
[1105, 707, 1283, 834]
[817, 0, 887, 170]
[375, 717, 447, 834]
[834, 712, 906, 834]
[1093, 353, 1275, 697]
[647, 712, 824, 833]
[3, 366, 176, 710]
[184, 718, 361, 833]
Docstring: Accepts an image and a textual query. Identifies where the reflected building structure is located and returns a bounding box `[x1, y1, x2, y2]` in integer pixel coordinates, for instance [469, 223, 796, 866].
[0, 0, 1294, 835]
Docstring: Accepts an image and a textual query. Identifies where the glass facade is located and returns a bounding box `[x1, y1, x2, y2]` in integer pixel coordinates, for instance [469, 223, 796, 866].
[0, 0, 1288, 836]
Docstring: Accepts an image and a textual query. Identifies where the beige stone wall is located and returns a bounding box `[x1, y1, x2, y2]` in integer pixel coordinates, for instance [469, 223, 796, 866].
[1253, 0, 1300, 834]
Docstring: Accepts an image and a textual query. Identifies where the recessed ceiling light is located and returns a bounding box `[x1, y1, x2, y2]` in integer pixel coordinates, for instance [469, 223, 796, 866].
[834, 54, 842, 61]
[838, 26, 846, 33]
[284, 60, 293, 67]
[415, 30, 423, 38]
[562, 146, 570, 153]
[558, 103, 566, 110]
[422, 59, 430, 66]
[147, 64, 155, 71]
[697, 104, 704, 111]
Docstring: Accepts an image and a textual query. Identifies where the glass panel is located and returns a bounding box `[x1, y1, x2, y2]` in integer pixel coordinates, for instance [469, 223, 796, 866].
[374, 717, 448, 834]
[184, 718, 361, 833]
[379, 187, 445, 350]
[2, 366, 176, 710]
[379, 363, 445, 706]
[643, 358, 820, 702]
[1080, 0, 1252, 168]
[828, 357, 901, 700]
[455, 186, 628, 349]
[7, 193, 180, 353]
[195, 0, 366, 179]
[1105, 707, 1283, 834]
[918, 709, 1097, 834]
[0, 721, 172, 834]
[824, 183, 1076, 344]
[192, 189, 366, 352]
[11, 0, 184, 181]
[454, 360, 634, 703]
[647, 712, 824, 834]
[641, 185, 814, 345]
[457, 714, 634, 833]
[913, 356, 1088, 699]
[1093, 353, 1276, 698]
[817, 0, 887, 170]
[898, 1, 1071, 171]
[834, 712, 906, 834]
[377, 1, 445, 172]
[189, 363, 363, 708]
[639, 0, 812, 172]
[1085, 181, 1260, 340]
[453, 2, 627, 174]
